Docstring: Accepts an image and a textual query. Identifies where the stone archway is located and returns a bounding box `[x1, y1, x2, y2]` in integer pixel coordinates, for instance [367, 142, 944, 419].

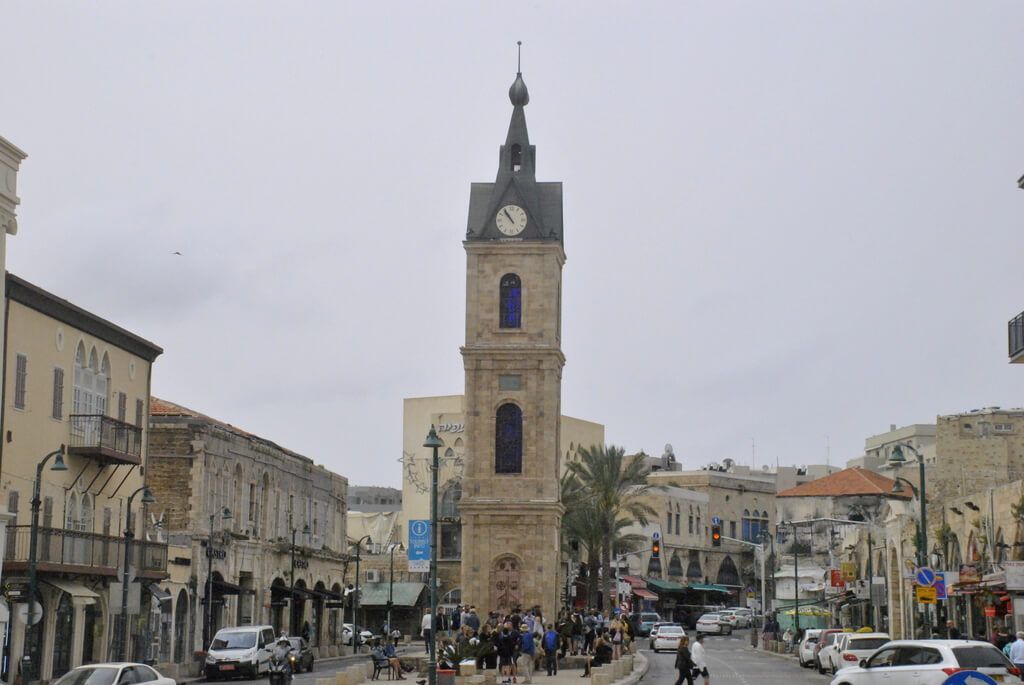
[313, 581, 327, 646]
[491, 556, 522, 612]
[716, 556, 739, 586]
[270, 578, 287, 635]
[668, 554, 684, 579]
[291, 580, 308, 638]
[686, 550, 702, 580]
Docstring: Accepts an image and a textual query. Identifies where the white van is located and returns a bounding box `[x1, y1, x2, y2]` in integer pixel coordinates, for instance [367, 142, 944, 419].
[205, 625, 276, 679]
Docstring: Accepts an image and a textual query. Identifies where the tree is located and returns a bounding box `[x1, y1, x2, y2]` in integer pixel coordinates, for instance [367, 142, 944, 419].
[564, 444, 659, 611]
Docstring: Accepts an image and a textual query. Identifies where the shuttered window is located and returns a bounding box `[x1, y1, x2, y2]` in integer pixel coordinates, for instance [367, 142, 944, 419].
[135, 398, 144, 428]
[14, 354, 27, 409]
[52, 368, 65, 419]
[117, 392, 127, 422]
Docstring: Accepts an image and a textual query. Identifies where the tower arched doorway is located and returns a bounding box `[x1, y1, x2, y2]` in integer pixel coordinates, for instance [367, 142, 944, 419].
[491, 556, 521, 612]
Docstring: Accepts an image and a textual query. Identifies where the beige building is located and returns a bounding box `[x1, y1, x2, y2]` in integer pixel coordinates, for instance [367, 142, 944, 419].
[931, 408, 1024, 502]
[396, 395, 603, 609]
[1, 273, 164, 682]
[145, 398, 349, 676]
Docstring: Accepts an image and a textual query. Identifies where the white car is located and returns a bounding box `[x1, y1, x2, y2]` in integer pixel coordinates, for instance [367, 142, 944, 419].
[826, 633, 890, 675]
[648, 622, 681, 650]
[53, 664, 175, 685]
[342, 624, 373, 645]
[798, 629, 823, 668]
[695, 613, 732, 636]
[652, 624, 686, 652]
[828, 639, 1019, 685]
[719, 609, 752, 629]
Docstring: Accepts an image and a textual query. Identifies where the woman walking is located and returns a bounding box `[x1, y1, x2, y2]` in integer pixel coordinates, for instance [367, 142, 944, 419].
[674, 635, 695, 685]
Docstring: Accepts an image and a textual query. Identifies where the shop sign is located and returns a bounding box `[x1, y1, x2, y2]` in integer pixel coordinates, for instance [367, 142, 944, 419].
[830, 569, 843, 587]
[984, 606, 997, 617]
[841, 562, 857, 582]
[959, 564, 981, 585]
[294, 558, 309, 569]
[915, 586, 937, 604]
[934, 572, 947, 600]
[1004, 561, 1024, 591]
[206, 547, 227, 560]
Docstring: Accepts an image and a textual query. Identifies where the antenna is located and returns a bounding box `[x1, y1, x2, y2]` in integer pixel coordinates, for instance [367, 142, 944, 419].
[826, 435, 831, 471]
[517, 41, 522, 73]
[751, 437, 756, 469]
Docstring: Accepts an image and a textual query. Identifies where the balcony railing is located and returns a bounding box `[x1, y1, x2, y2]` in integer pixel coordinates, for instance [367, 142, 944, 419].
[68, 414, 143, 465]
[1010, 312, 1024, 362]
[3, 525, 167, 578]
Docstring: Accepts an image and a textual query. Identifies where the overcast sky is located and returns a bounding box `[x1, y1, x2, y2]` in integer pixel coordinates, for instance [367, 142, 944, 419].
[6, 2, 1024, 487]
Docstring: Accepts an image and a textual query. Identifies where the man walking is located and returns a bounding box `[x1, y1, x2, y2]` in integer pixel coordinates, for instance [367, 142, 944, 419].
[543, 623, 560, 676]
[421, 609, 434, 653]
[691, 634, 710, 685]
[1009, 632, 1024, 674]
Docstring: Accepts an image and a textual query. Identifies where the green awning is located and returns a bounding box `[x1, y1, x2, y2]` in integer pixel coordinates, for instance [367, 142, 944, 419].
[686, 583, 730, 593]
[644, 578, 686, 593]
[356, 582, 427, 607]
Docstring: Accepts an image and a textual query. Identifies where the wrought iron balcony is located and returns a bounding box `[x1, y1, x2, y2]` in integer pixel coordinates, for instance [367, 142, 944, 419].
[3, 525, 168, 578]
[68, 414, 143, 465]
[1010, 311, 1024, 363]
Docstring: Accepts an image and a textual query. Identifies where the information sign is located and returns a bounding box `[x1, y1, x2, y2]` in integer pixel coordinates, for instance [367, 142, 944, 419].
[934, 572, 947, 600]
[915, 586, 937, 604]
[915, 567, 936, 587]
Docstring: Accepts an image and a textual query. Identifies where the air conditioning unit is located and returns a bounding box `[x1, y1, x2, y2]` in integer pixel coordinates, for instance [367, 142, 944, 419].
[366, 569, 380, 583]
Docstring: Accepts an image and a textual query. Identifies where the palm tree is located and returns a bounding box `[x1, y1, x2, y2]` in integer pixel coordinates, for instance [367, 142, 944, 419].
[561, 471, 603, 605]
[565, 444, 660, 610]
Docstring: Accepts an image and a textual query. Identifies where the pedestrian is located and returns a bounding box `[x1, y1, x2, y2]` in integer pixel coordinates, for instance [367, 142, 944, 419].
[673, 635, 695, 685]
[467, 607, 481, 632]
[583, 612, 596, 654]
[497, 622, 519, 684]
[518, 624, 535, 684]
[543, 623, 560, 676]
[421, 608, 433, 653]
[945, 621, 961, 640]
[1010, 632, 1024, 673]
[691, 634, 709, 685]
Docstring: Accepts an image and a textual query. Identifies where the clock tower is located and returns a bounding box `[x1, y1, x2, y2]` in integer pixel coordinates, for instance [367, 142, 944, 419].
[460, 66, 565, 615]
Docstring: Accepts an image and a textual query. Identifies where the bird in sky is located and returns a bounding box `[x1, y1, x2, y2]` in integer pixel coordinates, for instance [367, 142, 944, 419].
[172, 251, 182, 256]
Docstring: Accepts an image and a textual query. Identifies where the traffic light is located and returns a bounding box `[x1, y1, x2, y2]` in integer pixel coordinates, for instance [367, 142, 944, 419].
[711, 524, 722, 547]
[652, 536, 661, 558]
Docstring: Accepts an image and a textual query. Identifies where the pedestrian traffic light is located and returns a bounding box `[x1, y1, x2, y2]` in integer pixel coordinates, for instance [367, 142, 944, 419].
[652, 537, 661, 558]
[711, 524, 722, 547]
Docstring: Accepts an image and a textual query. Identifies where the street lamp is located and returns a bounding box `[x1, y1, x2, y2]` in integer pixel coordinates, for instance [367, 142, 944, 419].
[25, 445, 66, 683]
[119, 485, 156, 661]
[423, 426, 443, 685]
[386, 542, 402, 637]
[351, 534, 371, 653]
[289, 515, 311, 637]
[889, 442, 930, 635]
[205, 506, 233, 650]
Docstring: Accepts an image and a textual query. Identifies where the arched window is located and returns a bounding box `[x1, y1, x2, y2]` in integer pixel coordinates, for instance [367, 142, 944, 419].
[495, 404, 523, 474]
[173, 590, 189, 663]
[80, 493, 93, 534]
[499, 274, 522, 329]
[510, 144, 522, 172]
[440, 481, 462, 520]
[716, 556, 740, 586]
[67, 492, 79, 530]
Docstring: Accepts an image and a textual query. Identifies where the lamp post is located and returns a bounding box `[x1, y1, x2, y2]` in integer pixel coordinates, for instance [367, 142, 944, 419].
[386, 542, 401, 636]
[351, 534, 371, 653]
[119, 485, 157, 661]
[25, 445, 67, 683]
[423, 426, 443, 685]
[205, 507, 233, 650]
[889, 443, 929, 634]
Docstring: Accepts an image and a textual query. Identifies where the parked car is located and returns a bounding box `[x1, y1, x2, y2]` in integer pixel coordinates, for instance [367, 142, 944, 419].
[648, 622, 681, 650]
[652, 625, 686, 653]
[828, 639, 1020, 685]
[828, 633, 890, 675]
[695, 613, 732, 636]
[719, 609, 752, 629]
[798, 629, 823, 668]
[54, 664, 175, 685]
[287, 637, 315, 673]
[206, 625, 276, 679]
[637, 612, 662, 636]
[815, 629, 846, 674]
[342, 624, 373, 646]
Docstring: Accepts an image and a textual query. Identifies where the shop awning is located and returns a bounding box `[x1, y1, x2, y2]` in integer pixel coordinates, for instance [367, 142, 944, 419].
[148, 585, 173, 603]
[621, 575, 647, 589]
[213, 579, 256, 596]
[315, 587, 343, 601]
[356, 582, 427, 607]
[289, 585, 320, 600]
[632, 588, 658, 600]
[43, 578, 99, 605]
[644, 578, 685, 593]
[687, 583, 730, 593]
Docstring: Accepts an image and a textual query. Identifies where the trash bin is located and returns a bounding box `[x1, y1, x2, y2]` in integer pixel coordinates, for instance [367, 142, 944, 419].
[437, 669, 456, 685]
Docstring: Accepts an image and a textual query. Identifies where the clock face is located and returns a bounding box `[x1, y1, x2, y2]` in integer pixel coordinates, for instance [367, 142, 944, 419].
[495, 204, 528, 236]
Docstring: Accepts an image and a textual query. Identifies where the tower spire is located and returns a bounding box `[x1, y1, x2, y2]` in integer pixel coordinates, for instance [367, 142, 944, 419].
[517, 40, 522, 73]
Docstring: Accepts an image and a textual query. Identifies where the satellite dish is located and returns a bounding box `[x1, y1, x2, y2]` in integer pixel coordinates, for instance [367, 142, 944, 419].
[664, 443, 674, 454]
[761, 465, 769, 471]
[722, 458, 735, 469]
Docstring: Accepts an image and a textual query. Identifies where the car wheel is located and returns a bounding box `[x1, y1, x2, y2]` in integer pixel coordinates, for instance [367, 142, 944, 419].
[817, 660, 825, 675]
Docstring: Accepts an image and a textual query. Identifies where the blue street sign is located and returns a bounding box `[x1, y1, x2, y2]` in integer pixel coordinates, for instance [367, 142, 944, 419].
[941, 671, 997, 685]
[408, 519, 431, 561]
[934, 572, 947, 600]
[915, 567, 936, 587]
[711, 516, 722, 526]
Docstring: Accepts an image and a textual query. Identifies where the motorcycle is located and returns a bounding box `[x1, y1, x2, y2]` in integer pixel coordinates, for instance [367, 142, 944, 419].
[268, 650, 292, 685]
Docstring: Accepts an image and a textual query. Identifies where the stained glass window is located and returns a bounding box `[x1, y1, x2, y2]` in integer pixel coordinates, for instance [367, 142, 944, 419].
[500, 274, 522, 329]
[495, 403, 523, 473]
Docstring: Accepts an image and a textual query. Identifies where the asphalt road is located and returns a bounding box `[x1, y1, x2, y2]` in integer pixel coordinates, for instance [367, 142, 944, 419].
[642, 629, 829, 685]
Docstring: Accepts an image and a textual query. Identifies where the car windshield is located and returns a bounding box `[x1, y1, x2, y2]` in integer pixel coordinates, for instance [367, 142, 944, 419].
[54, 667, 120, 685]
[953, 646, 1011, 669]
[288, 639, 302, 650]
[700, 614, 719, 621]
[212, 632, 257, 649]
[641, 615, 659, 622]
[848, 638, 890, 650]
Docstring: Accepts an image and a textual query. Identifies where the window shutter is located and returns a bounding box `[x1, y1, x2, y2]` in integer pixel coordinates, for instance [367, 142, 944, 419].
[117, 392, 127, 422]
[135, 398, 144, 428]
[14, 354, 27, 409]
[52, 368, 65, 420]
[42, 497, 53, 528]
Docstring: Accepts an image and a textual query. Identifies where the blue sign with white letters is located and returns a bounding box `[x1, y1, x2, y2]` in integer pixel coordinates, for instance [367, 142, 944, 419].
[408, 519, 431, 561]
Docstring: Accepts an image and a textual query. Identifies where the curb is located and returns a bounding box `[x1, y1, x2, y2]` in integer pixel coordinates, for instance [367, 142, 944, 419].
[749, 647, 799, 663]
[617, 652, 649, 685]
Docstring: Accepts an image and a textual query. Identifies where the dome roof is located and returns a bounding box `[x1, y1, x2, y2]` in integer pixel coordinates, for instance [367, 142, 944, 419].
[508, 72, 529, 107]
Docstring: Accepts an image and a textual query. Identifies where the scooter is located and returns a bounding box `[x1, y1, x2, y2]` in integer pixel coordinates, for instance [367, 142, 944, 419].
[268, 652, 292, 685]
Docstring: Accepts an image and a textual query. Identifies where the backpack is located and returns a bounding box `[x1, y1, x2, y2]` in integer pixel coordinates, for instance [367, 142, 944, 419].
[544, 630, 559, 651]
